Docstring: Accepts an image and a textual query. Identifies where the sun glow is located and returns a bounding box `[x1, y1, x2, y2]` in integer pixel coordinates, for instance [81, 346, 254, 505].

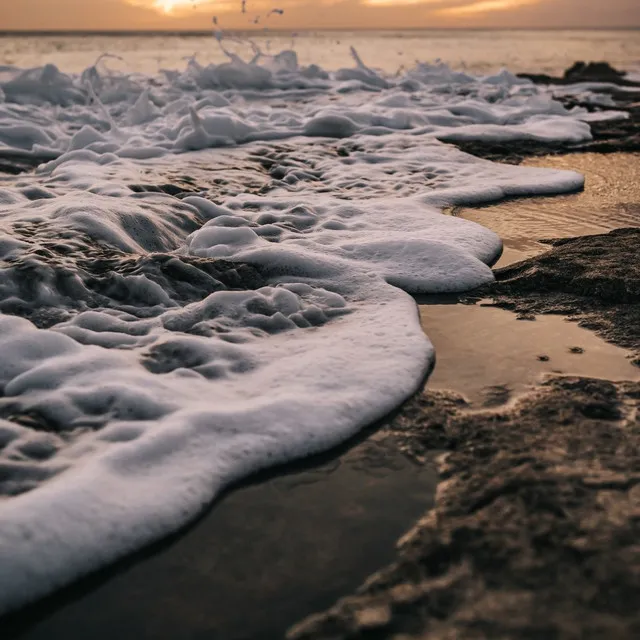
[139, 0, 256, 15]
[146, 0, 218, 15]
[150, 0, 198, 14]
[437, 0, 540, 16]
[135, 0, 546, 20]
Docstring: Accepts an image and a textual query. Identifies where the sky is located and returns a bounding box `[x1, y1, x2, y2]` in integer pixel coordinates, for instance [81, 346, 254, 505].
[1, 0, 639, 31]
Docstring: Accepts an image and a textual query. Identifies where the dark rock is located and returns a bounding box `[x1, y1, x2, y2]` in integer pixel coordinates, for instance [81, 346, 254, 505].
[493, 228, 640, 304]
[0, 150, 57, 175]
[519, 61, 640, 88]
[456, 62, 640, 164]
[288, 377, 640, 640]
[467, 228, 640, 363]
[0, 242, 267, 327]
[565, 61, 627, 83]
[128, 183, 201, 197]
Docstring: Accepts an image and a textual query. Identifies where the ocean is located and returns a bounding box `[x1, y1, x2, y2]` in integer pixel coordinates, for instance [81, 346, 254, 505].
[1, 29, 639, 76]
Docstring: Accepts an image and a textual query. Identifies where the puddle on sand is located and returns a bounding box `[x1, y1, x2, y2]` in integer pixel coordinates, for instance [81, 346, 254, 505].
[454, 152, 640, 267]
[420, 302, 639, 406]
[1, 433, 436, 640]
[432, 152, 640, 403]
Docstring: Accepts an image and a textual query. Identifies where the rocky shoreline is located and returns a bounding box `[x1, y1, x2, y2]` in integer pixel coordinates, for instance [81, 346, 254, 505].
[456, 62, 640, 164]
[1, 62, 638, 640]
[289, 377, 640, 640]
[287, 65, 640, 640]
[474, 228, 640, 365]
[288, 231, 640, 640]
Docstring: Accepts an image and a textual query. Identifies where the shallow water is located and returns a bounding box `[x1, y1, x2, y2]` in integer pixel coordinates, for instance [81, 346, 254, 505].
[0, 431, 436, 640]
[413, 154, 640, 640]
[454, 152, 640, 267]
[14, 149, 634, 640]
[0, 41, 626, 616]
[1, 30, 639, 76]
[422, 303, 639, 405]
[4, 147, 637, 638]
[426, 151, 640, 401]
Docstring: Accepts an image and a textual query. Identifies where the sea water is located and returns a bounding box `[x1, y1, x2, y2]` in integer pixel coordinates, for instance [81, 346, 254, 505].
[1, 29, 639, 76]
[0, 26, 627, 614]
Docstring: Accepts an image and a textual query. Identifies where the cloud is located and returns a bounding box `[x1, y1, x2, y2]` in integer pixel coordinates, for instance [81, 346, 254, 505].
[2, 0, 638, 30]
[3, 0, 164, 30]
[436, 0, 540, 17]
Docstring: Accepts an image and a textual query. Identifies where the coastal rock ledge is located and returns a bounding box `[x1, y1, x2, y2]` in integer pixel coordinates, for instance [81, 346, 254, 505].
[288, 227, 640, 640]
[288, 376, 640, 640]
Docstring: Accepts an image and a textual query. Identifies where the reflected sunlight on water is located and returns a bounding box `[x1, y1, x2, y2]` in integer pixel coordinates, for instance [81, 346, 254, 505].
[1, 29, 639, 75]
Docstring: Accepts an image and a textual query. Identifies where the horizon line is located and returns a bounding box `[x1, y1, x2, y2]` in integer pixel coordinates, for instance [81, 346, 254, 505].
[1, 26, 640, 36]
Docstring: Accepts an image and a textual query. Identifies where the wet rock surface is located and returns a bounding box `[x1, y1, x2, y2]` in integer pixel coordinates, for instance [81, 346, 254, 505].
[0, 150, 58, 176]
[0, 236, 266, 328]
[288, 377, 640, 640]
[456, 62, 640, 164]
[455, 106, 640, 164]
[520, 61, 638, 88]
[288, 224, 640, 639]
[472, 228, 640, 365]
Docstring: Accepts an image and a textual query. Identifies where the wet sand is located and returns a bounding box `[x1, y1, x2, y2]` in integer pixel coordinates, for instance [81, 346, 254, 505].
[454, 152, 640, 267]
[421, 303, 638, 405]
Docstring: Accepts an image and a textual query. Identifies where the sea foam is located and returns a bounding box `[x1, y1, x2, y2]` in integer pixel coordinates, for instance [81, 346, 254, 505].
[0, 44, 594, 613]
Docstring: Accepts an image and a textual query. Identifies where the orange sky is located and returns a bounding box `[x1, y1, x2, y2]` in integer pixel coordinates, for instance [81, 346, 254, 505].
[1, 0, 638, 30]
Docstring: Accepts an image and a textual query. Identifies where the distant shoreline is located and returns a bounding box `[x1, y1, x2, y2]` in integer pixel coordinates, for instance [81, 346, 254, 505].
[1, 27, 639, 38]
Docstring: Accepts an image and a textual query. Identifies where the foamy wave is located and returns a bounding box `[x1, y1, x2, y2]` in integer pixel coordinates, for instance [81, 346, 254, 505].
[0, 50, 594, 165]
[0, 48, 589, 614]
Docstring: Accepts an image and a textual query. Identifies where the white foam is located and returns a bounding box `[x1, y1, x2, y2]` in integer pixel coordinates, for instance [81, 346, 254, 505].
[0, 51, 605, 165]
[0, 47, 593, 614]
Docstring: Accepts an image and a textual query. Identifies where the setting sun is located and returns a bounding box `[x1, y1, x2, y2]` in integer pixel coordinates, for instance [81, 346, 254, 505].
[142, 0, 241, 16]
[152, 0, 188, 13]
